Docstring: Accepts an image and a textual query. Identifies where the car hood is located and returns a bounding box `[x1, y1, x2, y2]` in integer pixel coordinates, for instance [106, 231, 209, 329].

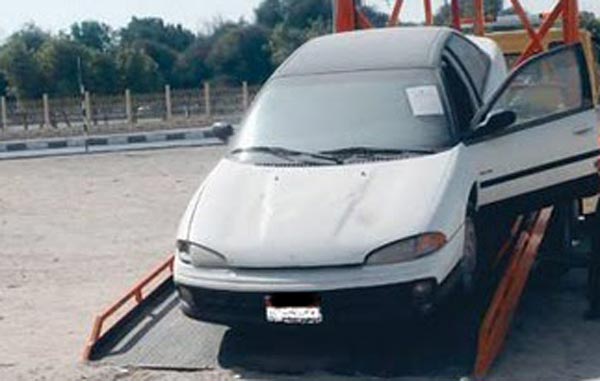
[185, 151, 456, 268]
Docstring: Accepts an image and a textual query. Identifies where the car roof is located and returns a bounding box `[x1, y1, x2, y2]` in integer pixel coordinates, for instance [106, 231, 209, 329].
[273, 27, 456, 78]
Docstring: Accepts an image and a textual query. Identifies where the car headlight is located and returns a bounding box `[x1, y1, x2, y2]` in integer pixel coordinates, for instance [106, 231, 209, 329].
[365, 233, 447, 265]
[176, 240, 228, 268]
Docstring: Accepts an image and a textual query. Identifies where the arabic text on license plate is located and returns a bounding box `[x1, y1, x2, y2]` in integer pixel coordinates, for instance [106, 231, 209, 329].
[266, 306, 323, 325]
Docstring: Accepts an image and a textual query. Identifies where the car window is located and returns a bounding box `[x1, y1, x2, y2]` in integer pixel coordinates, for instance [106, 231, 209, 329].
[446, 34, 491, 98]
[233, 69, 454, 159]
[441, 57, 476, 134]
[489, 46, 590, 129]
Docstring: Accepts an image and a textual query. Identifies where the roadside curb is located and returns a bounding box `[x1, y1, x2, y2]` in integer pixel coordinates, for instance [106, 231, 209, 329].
[0, 127, 223, 160]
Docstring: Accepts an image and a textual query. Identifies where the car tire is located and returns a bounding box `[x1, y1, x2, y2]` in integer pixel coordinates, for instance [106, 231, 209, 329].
[460, 209, 479, 296]
[536, 200, 577, 282]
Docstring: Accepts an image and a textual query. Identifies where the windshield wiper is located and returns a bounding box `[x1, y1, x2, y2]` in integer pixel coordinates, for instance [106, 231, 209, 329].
[321, 146, 434, 156]
[231, 146, 342, 165]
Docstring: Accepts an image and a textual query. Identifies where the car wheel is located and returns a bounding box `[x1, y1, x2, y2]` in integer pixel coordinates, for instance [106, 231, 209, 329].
[536, 200, 576, 283]
[460, 212, 479, 295]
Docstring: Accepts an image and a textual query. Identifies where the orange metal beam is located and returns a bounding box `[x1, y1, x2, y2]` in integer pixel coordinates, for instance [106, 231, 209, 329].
[493, 215, 525, 268]
[335, 0, 357, 32]
[562, 0, 580, 44]
[515, 0, 565, 66]
[473, 0, 486, 36]
[82, 255, 175, 361]
[387, 0, 404, 27]
[424, 0, 433, 26]
[474, 208, 554, 378]
[509, 0, 545, 52]
[451, 0, 462, 30]
[356, 8, 374, 29]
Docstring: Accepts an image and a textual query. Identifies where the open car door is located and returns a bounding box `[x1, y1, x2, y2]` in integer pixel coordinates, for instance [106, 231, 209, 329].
[467, 44, 599, 211]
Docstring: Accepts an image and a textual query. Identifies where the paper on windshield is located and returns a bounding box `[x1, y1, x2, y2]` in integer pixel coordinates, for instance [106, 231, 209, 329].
[406, 86, 444, 117]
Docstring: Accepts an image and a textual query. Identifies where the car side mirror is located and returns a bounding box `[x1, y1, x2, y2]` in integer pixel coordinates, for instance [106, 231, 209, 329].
[472, 110, 517, 139]
[211, 122, 234, 142]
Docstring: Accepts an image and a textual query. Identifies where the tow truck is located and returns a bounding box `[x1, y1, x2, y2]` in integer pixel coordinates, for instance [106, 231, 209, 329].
[82, 1, 600, 380]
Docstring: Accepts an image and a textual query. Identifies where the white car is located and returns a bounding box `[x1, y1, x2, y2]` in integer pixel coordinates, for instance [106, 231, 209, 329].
[174, 27, 599, 325]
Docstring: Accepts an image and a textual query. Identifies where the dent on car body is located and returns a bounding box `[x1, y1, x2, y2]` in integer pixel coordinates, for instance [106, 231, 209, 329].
[180, 149, 462, 269]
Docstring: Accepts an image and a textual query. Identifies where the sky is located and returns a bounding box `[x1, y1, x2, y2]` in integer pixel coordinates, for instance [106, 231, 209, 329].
[1, 0, 600, 39]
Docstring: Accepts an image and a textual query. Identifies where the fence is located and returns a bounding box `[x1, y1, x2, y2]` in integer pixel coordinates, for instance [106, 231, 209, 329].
[0, 82, 261, 141]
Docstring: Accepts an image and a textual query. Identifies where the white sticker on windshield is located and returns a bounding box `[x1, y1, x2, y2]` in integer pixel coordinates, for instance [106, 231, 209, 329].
[406, 86, 444, 116]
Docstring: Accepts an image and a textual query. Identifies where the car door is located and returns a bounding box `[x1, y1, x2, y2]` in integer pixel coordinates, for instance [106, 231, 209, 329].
[467, 44, 599, 210]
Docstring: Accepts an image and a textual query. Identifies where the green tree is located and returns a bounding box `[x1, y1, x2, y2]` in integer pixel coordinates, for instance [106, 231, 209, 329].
[255, 0, 284, 28]
[163, 24, 196, 52]
[87, 52, 120, 94]
[121, 17, 194, 52]
[71, 21, 113, 51]
[36, 37, 88, 96]
[207, 24, 273, 84]
[280, 0, 331, 30]
[11, 23, 50, 51]
[134, 40, 179, 85]
[118, 48, 163, 93]
[269, 24, 306, 66]
[0, 23, 50, 98]
[0, 39, 46, 98]
[173, 37, 212, 88]
[268, 18, 330, 66]
[0, 71, 8, 96]
[120, 17, 197, 86]
[581, 11, 600, 40]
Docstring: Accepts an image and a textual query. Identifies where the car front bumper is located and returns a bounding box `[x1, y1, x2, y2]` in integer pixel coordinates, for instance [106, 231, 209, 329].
[173, 226, 464, 293]
[177, 265, 462, 326]
[174, 228, 465, 325]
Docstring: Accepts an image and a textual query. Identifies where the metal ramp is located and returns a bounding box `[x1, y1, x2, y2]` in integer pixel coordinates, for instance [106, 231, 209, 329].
[88, 280, 225, 370]
[88, 278, 479, 379]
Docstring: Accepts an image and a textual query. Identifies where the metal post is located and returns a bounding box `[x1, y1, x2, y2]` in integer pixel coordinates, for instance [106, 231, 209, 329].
[0, 96, 7, 131]
[334, 0, 357, 33]
[473, 0, 485, 36]
[43, 94, 51, 128]
[242, 81, 249, 110]
[562, 0, 580, 44]
[387, 0, 404, 27]
[125, 89, 133, 126]
[423, 0, 433, 26]
[165, 84, 172, 121]
[451, 0, 461, 30]
[204, 82, 211, 120]
[84, 91, 92, 133]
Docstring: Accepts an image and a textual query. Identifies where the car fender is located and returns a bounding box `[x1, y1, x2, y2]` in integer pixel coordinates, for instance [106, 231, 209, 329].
[423, 145, 478, 269]
[175, 165, 219, 242]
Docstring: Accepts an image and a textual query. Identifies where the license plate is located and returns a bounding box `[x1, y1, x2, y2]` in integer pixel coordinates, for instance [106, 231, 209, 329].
[266, 306, 323, 325]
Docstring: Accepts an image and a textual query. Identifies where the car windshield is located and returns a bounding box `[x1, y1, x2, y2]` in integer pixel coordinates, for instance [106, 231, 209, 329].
[231, 69, 453, 163]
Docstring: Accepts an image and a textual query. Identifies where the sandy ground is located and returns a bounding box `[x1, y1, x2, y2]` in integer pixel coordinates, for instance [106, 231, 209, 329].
[0, 147, 230, 380]
[1, 147, 600, 381]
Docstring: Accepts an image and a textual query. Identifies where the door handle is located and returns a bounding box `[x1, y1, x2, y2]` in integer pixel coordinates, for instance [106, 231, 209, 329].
[573, 126, 594, 135]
